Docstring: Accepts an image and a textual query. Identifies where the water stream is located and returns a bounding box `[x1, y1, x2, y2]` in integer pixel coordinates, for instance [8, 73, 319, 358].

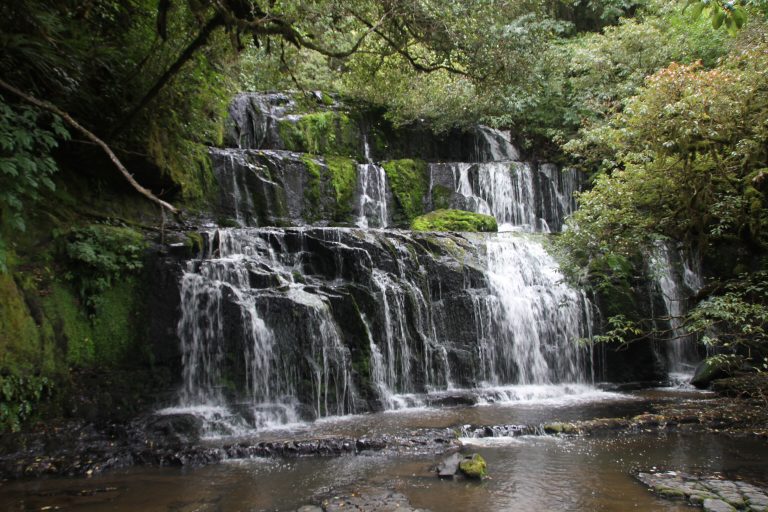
[3, 390, 765, 512]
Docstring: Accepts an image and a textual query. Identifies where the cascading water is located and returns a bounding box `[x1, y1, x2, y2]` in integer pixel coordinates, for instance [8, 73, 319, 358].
[164, 93, 600, 432]
[355, 138, 389, 228]
[171, 227, 594, 429]
[472, 234, 591, 385]
[649, 242, 703, 382]
[429, 130, 582, 233]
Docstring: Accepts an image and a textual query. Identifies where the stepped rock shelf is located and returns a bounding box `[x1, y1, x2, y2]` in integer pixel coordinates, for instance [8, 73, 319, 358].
[161, 92, 602, 433]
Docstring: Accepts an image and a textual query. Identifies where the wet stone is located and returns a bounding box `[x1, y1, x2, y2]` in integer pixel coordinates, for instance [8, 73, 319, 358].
[319, 488, 429, 512]
[436, 453, 461, 478]
[636, 470, 768, 511]
[746, 493, 768, 506]
[703, 498, 737, 512]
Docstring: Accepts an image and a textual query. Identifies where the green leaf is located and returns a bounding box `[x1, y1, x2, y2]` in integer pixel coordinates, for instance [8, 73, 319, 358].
[690, 2, 705, 19]
[732, 7, 747, 28]
[712, 10, 726, 29]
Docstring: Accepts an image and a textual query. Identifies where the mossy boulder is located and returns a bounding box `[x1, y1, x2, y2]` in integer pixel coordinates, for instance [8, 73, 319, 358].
[459, 453, 487, 479]
[411, 209, 498, 233]
[691, 356, 742, 389]
[543, 421, 578, 434]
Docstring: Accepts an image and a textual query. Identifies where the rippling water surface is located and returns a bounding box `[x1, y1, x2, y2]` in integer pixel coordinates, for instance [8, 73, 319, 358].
[2, 389, 765, 512]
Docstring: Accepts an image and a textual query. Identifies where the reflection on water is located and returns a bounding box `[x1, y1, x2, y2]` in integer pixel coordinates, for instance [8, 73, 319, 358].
[2, 434, 766, 512]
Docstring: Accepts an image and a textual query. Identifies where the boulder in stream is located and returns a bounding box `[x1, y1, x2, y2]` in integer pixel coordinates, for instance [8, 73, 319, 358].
[459, 453, 487, 479]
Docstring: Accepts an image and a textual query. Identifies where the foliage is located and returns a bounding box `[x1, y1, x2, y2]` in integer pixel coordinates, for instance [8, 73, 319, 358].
[687, 272, 768, 360]
[586, 314, 643, 345]
[560, 29, 768, 282]
[0, 373, 53, 432]
[60, 224, 146, 313]
[382, 159, 429, 223]
[683, 0, 761, 34]
[411, 209, 498, 233]
[0, 94, 69, 271]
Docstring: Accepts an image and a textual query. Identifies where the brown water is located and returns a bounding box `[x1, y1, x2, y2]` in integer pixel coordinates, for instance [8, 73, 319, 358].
[2, 389, 766, 512]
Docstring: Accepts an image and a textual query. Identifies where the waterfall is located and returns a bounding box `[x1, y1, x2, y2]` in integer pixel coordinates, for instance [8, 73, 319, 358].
[649, 242, 702, 376]
[471, 234, 590, 385]
[170, 227, 593, 429]
[429, 128, 582, 233]
[164, 94, 598, 432]
[356, 138, 389, 228]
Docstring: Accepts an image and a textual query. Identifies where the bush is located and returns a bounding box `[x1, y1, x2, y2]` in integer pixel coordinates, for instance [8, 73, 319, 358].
[61, 224, 146, 312]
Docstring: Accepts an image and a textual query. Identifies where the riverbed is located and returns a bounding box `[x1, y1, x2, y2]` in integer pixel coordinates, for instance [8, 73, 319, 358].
[2, 387, 766, 511]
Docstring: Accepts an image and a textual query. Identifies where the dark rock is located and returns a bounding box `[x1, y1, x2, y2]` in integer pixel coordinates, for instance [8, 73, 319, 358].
[692, 358, 735, 389]
[142, 414, 204, 447]
[318, 487, 429, 512]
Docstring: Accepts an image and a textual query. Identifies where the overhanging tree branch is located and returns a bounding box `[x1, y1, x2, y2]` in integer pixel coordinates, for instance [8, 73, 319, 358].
[350, 11, 472, 77]
[0, 78, 179, 215]
[110, 12, 226, 138]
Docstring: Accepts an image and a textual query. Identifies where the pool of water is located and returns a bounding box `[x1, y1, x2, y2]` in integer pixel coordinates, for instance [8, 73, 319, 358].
[2, 388, 763, 512]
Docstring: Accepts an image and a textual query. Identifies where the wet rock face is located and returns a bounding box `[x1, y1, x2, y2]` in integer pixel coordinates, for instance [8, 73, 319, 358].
[636, 471, 768, 511]
[214, 92, 586, 231]
[175, 227, 594, 423]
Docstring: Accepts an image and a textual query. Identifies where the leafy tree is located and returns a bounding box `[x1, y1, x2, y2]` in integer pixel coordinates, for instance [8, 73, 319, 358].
[558, 23, 768, 359]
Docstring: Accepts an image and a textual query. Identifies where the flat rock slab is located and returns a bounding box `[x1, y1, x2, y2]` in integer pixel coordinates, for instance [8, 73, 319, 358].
[636, 471, 768, 511]
[703, 499, 737, 512]
[437, 453, 461, 478]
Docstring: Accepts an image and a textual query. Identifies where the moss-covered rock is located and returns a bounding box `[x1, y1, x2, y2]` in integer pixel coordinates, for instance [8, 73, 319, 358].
[459, 453, 487, 479]
[278, 112, 361, 158]
[0, 273, 56, 375]
[300, 154, 359, 222]
[431, 184, 453, 210]
[691, 356, 741, 389]
[325, 155, 357, 220]
[411, 209, 498, 233]
[543, 421, 578, 434]
[301, 154, 324, 217]
[382, 159, 429, 224]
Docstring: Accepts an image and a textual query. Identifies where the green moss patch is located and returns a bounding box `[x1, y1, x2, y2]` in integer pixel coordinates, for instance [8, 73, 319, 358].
[459, 453, 488, 479]
[0, 273, 54, 374]
[325, 156, 357, 218]
[411, 209, 498, 232]
[431, 184, 453, 210]
[278, 112, 361, 158]
[301, 154, 358, 222]
[382, 159, 428, 223]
